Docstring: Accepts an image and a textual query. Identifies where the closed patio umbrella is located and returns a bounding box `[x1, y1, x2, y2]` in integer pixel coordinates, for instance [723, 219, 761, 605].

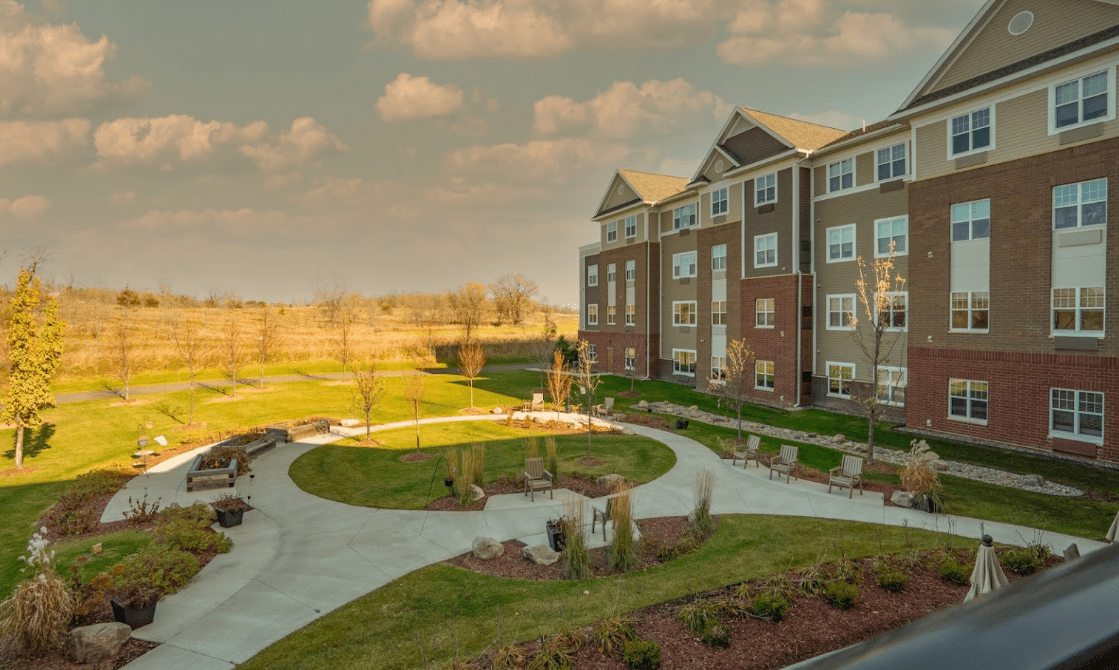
[964, 534, 1009, 602]
[1108, 508, 1119, 543]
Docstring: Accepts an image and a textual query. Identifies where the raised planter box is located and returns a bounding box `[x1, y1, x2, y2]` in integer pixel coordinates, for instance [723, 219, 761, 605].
[265, 419, 329, 443]
[242, 435, 277, 458]
[186, 456, 237, 493]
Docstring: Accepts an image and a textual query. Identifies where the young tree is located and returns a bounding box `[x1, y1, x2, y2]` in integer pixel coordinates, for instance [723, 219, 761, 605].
[403, 371, 426, 452]
[849, 243, 907, 464]
[257, 305, 281, 389]
[2, 269, 65, 469]
[171, 320, 207, 425]
[457, 339, 486, 409]
[351, 361, 386, 441]
[618, 330, 644, 393]
[530, 309, 558, 389]
[546, 348, 572, 420]
[221, 317, 244, 397]
[110, 311, 134, 401]
[706, 338, 755, 441]
[335, 310, 353, 380]
[314, 282, 347, 327]
[574, 340, 601, 457]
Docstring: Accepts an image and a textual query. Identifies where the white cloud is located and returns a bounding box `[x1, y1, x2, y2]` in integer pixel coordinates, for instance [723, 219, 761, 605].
[448, 138, 648, 183]
[534, 79, 730, 140]
[0, 193, 50, 219]
[119, 207, 288, 231]
[789, 109, 860, 131]
[376, 73, 465, 122]
[0, 118, 89, 166]
[239, 117, 348, 173]
[110, 189, 136, 204]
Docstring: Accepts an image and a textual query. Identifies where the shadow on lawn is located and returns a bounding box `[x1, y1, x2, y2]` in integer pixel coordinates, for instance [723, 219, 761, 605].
[3, 422, 56, 462]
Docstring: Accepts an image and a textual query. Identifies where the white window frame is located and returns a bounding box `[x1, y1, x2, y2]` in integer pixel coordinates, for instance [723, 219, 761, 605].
[949, 379, 988, 425]
[951, 199, 991, 242]
[672, 203, 697, 230]
[711, 187, 728, 216]
[755, 360, 775, 390]
[1050, 388, 1104, 443]
[754, 233, 777, 268]
[1052, 287, 1105, 335]
[876, 142, 907, 181]
[606, 221, 618, 243]
[673, 349, 697, 376]
[950, 291, 990, 332]
[672, 251, 697, 279]
[711, 244, 727, 271]
[672, 301, 697, 326]
[624, 259, 636, 281]
[826, 224, 856, 263]
[587, 264, 598, 287]
[874, 216, 907, 258]
[711, 356, 726, 382]
[876, 291, 908, 332]
[755, 298, 775, 328]
[1053, 179, 1107, 230]
[606, 263, 616, 283]
[826, 362, 855, 398]
[826, 294, 855, 331]
[828, 158, 854, 193]
[876, 366, 906, 406]
[948, 106, 993, 158]
[755, 172, 777, 205]
[587, 304, 598, 326]
[624, 215, 637, 239]
[712, 300, 726, 326]
[587, 343, 597, 363]
[1049, 67, 1115, 135]
[624, 347, 636, 371]
[606, 305, 616, 325]
[624, 303, 635, 326]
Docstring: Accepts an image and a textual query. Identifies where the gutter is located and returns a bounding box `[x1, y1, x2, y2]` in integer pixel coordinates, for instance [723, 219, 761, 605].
[792, 152, 811, 408]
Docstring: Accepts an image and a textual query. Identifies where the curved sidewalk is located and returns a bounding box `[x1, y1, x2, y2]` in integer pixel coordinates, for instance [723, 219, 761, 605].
[114, 416, 1108, 670]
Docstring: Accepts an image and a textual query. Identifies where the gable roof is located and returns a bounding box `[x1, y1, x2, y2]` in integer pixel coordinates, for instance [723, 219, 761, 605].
[617, 169, 689, 203]
[739, 108, 849, 151]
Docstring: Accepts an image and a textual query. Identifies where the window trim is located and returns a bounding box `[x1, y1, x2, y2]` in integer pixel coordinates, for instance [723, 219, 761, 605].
[672, 203, 697, 230]
[876, 290, 908, 332]
[826, 223, 856, 263]
[754, 232, 778, 268]
[672, 301, 697, 327]
[1048, 66, 1116, 135]
[711, 187, 728, 217]
[755, 172, 777, 206]
[826, 294, 856, 331]
[755, 298, 775, 329]
[606, 304, 616, 325]
[875, 142, 907, 182]
[672, 349, 697, 377]
[712, 300, 727, 326]
[606, 221, 618, 243]
[951, 198, 991, 242]
[1049, 387, 1104, 444]
[876, 365, 906, 406]
[672, 251, 697, 279]
[1053, 178, 1108, 230]
[826, 362, 855, 398]
[874, 215, 908, 258]
[587, 304, 598, 326]
[711, 244, 727, 272]
[587, 264, 598, 287]
[949, 290, 990, 333]
[755, 360, 775, 391]
[827, 158, 854, 193]
[624, 303, 635, 325]
[1051, 286, 1105, 336]
[947, 106, 995, 159]
[948, 379, 989, 425]
[624, 215, 637, 239]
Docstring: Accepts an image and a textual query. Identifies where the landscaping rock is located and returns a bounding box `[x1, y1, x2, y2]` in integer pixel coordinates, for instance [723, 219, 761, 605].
[492, 407, 504, 415]
[920, 451, 941, 462]
[1025, 474, 1046, 486]
[613, 413, 626, 421]
[340, 418, 361, 427]
[596, 473, 626, 488]
[636, 400, 649, 410]
[92, 543, 102, 554]
[832, 433, 846, 444]
[471, 484, 485, 501]
[68, 622, 131, 664]
[620, 427, 635, 436]
[890, 491, 914, 508]
[191, 501, 218, 522]
[472, 537, 504, 560]
[522, 544, 560, 566]
[929, 459, 949, 471]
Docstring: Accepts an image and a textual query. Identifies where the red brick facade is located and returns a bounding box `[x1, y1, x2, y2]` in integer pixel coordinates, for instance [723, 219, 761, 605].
[739, 273, 813, 406]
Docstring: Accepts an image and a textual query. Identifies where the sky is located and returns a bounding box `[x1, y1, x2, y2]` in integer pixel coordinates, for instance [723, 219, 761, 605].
[0, 0, 982, 307]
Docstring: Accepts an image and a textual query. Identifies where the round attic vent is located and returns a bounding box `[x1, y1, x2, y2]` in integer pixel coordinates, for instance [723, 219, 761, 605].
[715, 159, 724, 173]
[617, 185, 624, 195]
[1008, 11, 1034, 36]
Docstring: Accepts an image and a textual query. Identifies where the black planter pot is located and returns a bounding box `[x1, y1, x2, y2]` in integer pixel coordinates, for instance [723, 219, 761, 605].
[214, 507, 244, 528]
[675, 419, 690, 429]
[914, 495, 942, 514]
[111, 599, 156, 629]
[546, 523, 567, 552]
[444, 476, 455, 488]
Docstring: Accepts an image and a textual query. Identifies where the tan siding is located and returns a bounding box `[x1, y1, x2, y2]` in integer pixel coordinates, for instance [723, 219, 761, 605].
[932, 0, 1119, 94]
[855, 151, 874, 187]
[603, 177, 640, 211]
[916, 120, 948, 179]
[723, 127, 787, 165]
[743, 168, 794, 279]
[601, 208, 652, 252]
[727, 180, 742, 224]
[660, 233, 699, 357]
[814, 165, 826, 197]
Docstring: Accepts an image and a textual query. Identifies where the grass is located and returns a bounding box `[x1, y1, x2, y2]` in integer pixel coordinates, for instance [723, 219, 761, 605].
[289, 423, 676, 509]
[238, 515, 955, 670]
[51, 530, 155, 584]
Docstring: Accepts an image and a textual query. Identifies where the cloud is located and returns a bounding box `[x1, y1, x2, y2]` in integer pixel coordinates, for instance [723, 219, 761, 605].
[0, 1, 148, 116]
[789, 109, 860, 131]
[239, 117, 348, 173]
[119, 207, 288, 232]
[534, 79, 730, 140]
[0, 118, 89, 166]
[448, 138, 649, 183]
[110, 189, 136, 204]
[376, 73, 465, 122]
[0, 193, 50, 219]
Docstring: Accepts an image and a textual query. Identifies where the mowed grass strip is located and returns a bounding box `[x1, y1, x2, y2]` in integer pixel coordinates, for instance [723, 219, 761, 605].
[289, 422, 676, 509]
[239, 515, 954, 670]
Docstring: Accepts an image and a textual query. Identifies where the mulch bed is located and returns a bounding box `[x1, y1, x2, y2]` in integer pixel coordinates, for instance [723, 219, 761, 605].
[0, 637, 158, 670]
[401, 452, 435, 463]
[425, 474, 616, 512]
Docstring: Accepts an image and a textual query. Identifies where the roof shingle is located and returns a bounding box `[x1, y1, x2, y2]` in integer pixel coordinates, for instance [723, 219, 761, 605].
[619, 169, 690, 203]
[740, 108, 849, 150]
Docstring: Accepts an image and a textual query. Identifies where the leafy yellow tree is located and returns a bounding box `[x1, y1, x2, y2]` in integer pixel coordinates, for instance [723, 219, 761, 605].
[457, 339, 486, 409]
[351, 361, 386, 441]
[2, 269, 65, 469]
[849, 242, 907, 464]
[705, 338, 755, 441]
[546, 348, 572, 419]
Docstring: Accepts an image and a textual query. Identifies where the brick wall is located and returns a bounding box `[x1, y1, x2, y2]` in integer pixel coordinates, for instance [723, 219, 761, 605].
[736, 273, 813, 407]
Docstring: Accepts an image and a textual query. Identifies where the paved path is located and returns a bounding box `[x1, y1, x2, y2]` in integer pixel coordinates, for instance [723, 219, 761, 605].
[109, 414, 1108, 670]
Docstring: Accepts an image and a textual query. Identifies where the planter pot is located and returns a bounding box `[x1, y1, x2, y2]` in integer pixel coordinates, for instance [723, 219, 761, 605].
[111, 599, 156, 629]
[444, 476, 455, 488]
[914, 495, 942, 514]
[214, 507, 244, 528]
[675, 419, 690, 429]
[546, 523, 567, 552]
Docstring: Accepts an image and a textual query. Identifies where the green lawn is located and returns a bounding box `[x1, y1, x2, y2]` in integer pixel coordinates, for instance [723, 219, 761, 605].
[289, 423, 676, 509]
[52, 530, 154, 583]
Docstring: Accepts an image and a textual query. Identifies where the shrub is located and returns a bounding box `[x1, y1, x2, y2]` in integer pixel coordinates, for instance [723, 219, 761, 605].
[594, 617, 639, 657]
[57, 508, 98, 537]
[204, 446, 251, 475]
[876, 569, 908, 593]
[70, 571, 113, 627]
[122, 492, 161, 524]
[677, 601, 720, 638]
[155, 519, 232, 554]
[623, 639, 661, 670]
[825, 581, 859, 610]
[1001, 549, 1042, 576]
[749, 593, 790, 622]
[703, 623, 730, 648]
[938, 558, 970, 585]
[158, 502, 216, 527]
[0, 529, 73, 655]
[112, 545, 200, 603]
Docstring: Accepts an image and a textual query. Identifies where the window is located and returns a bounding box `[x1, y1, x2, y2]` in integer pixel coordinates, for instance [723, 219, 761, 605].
[827, 363, 854, 398]
[606, 305, 616, 325]
[827, 224, 855, 262]
[756, 173, 776, 205]
[756, 298, 775, 328]
[711, 356, 726, 381]
[878, 292, 907, 331]
[949, 379, 988, 423]
[950, 108, 991, 155]
[951, 199, 991, 241]
[755, 360, 775, 390]
[587, 304, 598, 325]
[827, 295, 855, 330]
[606, 263, 616, 283]
[712, 301, 726, 325]
[876, 143, 906, 180]
[673, 203, 697, 229]
[711, 244, 727, 271]
[587, 344, 597, 363]
[672, 251, 697, 279]
[1051, 388, 1103, 441]
[875, 216, 907, 256]
[672, 301, 697, 326]
[624, 347, 636, 371]
[587, 264, 598, 286]
[624, 215, 637, 238]
[877, 367, 906, 406]
[828, 159, 853, 192]
[625, 259, 636, 281]
[624, 304, 635, 325]
[673, 349, 697, 376]
[1053, 287, 1104, 333]
[711, 187, 728, 216]
[1054, 71, 1109, 130]
[755, 233, 777, 268]
[951, 291, 989, 330]
[1054, 179, 1107, 229]
[606, 221, 618, 242]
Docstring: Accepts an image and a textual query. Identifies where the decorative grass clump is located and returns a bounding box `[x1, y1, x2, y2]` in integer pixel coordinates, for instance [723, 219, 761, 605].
[692, 469, 715, 534]
[0, 530, 73, 656]
[824, 581, 859, 610]
[457, 449, 476, 508]
[749, 592, 790, 621]
[609, 484, 637, 572]
[623, 638, 661, 670]
[594, 617, 639, 657]
[560, 497, 591, 580]
[677, 599, 729, 646]
[545, 436, 559, 480]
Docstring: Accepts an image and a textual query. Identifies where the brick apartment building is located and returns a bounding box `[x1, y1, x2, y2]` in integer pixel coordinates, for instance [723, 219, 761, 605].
[578, 0, 1119, 465]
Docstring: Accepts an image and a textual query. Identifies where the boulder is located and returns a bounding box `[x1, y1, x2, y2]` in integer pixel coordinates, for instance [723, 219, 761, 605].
[929, 459, 949, 471]
[470, 484, 486, 501]
[472, 537, 504, 560]
[613, 413, 626, 422]
[920, 451, 941, 462]
[191, 501, 218, 522]
[522, 544, 560, 566]
[619, 427, 635, 436]
[636, 400, 649, 410]
[92, 543, 102, 554]
[340, 418, 361, 427]
[890, 490, 914, 508]
[1024, 474, 1046, 487]
[492, 407, 505, 415]
[832, 433, 846, 444]
[596, 473, 626, 488]
[68, 622, 131, 664]
[689, 405, 699, 412]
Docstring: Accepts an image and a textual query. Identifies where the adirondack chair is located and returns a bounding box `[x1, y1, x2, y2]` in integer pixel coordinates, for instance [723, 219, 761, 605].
[828, 454, 865, 498]
[524, 457, 553, 501]
[591, 496, 616, 541]
[731, 435, 761, 468]
[601, 397, 615, 418]
[768, 444, 800, 483]
[522, 391, 545, 412]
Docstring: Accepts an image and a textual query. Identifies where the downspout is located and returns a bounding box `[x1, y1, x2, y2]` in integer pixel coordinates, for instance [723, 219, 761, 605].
[810, 155, 818, 408]
[645, 210, 651, 380]
[793, 151, 811, 408]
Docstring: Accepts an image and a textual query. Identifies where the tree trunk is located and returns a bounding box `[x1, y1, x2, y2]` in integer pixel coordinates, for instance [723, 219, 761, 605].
[188, 376, 195, 425]
[586, 401, 593, 457]
[14, 424, 24, 469]
[260, 359, 265, 389]
[737, 405, 743, 440]
[867, 408, 877, 464]
[414, 414, 420, 452]
[366, 409, 371, 439]
[469, 380, 474, 408]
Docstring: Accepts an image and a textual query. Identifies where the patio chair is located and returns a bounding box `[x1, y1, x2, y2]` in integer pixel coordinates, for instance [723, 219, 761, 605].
[731, 434, 761, 468]
[828, 454, 865, 498]
[591, 496, 615, 541]
[768, 444, 800, 483]
[524, 457, 554, 502]
[522, 391, 545, 412]
[601, 397, 615, 418]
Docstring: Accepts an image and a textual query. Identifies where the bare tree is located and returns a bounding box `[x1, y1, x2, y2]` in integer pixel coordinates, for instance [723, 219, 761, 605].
[457, 339, 486, 409]
[335, 310, 353, 379]
[491, 274, 539, 325]
[315, 283, 347, 327]
[221, 317, 244, 397]
[849, 243, 907, 464]
[574, 340, 601, 457]
[171, 320, 207, 424]
[351, 360, 386, 440]
[530, 308, 558, 389]
[449, 282, 488, 341]
[257, 306, 281, 389]
[546, 348, 572, 420]
[706, 338, 755, 441]
[403, 371, 426, 453]
[618, 330, 644, 393]
[110, 311, 135, 401]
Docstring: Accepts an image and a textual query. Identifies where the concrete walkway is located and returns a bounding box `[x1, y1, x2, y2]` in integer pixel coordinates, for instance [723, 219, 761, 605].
[110, 415, 1108, 670]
